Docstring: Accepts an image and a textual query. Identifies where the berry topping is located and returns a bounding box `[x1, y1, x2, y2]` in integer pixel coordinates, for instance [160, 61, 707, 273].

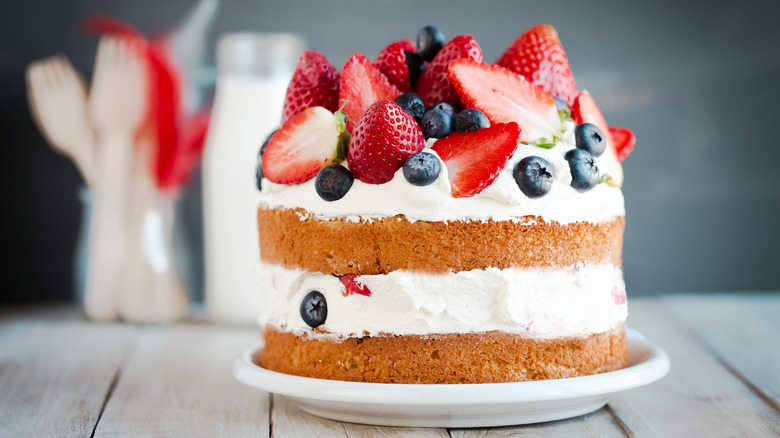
[565, 148, 599, 192]
[421, 108, 453, 139]
[608, 126, 636, 162]
[300, 290, 327, 328]
[431, 122, 520, 197]
[496, 24, 579, 107]
[262, 106, 348, 184]
[347, 100, 425, 184]
[431, 100, 463, 118]
[416, 25, 446, 61]
[255, 129, 277, 191]
[376, 39, 416, 92]
[513, 156, 554, 198]
[403, 151, 442, 186]
[339, 53, 401, 133]
[282, 50, 340, 122]
[315, 164, 354, 201]
[453, 108, 490, 132]
[448, 59, 564, 145]
[394, 92, 426, 122]
[414, 35, 483, 109]
[572, 90, 632, 168]
[574, 123, 606, 157]
[405, 51, 425, 87]
[339, 274, 372, 297]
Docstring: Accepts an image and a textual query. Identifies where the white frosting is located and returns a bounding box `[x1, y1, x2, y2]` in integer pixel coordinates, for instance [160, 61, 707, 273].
[258, 121, 625, 224]
[257, 262, 627, 339]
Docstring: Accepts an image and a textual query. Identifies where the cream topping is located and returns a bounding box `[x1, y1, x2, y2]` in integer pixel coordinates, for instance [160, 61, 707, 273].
[258, 120, 624, 224]
[257, 262, 627, 339]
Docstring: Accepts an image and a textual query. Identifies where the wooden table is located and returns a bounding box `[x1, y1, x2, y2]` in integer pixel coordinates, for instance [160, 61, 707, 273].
[1, 293, 779, 437]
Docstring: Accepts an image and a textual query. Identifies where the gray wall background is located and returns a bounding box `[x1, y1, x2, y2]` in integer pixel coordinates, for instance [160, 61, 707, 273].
[2, 0, 779, 302]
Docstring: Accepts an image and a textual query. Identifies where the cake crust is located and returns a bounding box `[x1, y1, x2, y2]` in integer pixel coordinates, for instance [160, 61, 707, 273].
[257, 207, 624, 275]
[260, 325, 628, 384]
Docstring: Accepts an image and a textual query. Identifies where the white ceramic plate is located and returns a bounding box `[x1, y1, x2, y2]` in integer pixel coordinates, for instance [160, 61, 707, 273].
[233, 329, 669, 428]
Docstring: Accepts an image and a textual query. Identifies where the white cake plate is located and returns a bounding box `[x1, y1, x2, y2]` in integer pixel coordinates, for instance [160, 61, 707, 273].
[233, 329, 669, 428]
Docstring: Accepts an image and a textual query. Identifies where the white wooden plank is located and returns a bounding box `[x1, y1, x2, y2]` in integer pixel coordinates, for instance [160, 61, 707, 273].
[271, 394, 449, 438]
[663, 293, 780, 406]
[449, 407, 626, 437]
[93, 325, 268, 437]
[0, 319, 130, 438]
[608, 297, 780, 436]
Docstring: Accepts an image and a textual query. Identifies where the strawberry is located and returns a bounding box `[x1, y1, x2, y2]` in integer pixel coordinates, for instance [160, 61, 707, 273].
[413, 35, 482, 109]
[572, 90, 636, 162]
[375, 39, 416, 93]
[496, 24, 579, 107]
[282, 50, 340, 122]
[448, 59, 564, 145]
[339, 53, 401, 133]
[262, 106, 349, 184]
[339, 274, 372, 297]
[347, 100, 425, 184]
[608, 126, 636, 162]
[431, 122, 520, 197]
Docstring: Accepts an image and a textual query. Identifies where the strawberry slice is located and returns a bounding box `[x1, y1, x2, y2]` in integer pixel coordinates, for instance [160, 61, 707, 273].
[413, 34, 482, 109]
[608, 126, 636, 162]
[375, 39, 416, 93]
[431, 122, 520, 197]
[262, 106, 349, 184]
[339, 274, 372, 297]
[448, 59, 564, 145]
[339, 53, 401, 133]
[496, 24, 579, 107]
[572, 90, 634, 161]
[347, 100, 425, 184]
[282, 50, 340, 122]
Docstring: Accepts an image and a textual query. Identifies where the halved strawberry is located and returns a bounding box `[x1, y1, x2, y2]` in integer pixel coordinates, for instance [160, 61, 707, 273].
[608, 126, 636, 162]
[347, 100, 425, 184]
[339, 53, 401, 133]
[448, 59, 564, 145]
[262, 106, 348, 184]
[375, 39, 416, 93]
[413, 34, 482, 108]
[339, 274, 372, 297]
[431, 122, 520, 197]
[572, 90, 635, 161]
[496, 24, 579, 107]
[282, 50, 340, 122]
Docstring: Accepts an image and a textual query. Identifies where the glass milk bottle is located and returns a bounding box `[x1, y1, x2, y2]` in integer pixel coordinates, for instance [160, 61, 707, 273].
[202, 33, 305, 323]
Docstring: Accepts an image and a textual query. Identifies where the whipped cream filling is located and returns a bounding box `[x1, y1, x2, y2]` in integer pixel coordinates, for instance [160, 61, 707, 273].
[257, 262, 627, 339]
[258, 120, 625, 224]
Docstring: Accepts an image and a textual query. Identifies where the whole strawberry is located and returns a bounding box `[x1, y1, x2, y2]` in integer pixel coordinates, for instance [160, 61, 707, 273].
[496, 24, 578, 107]
[375, 39, 416, 92]
[347, 100, 425, 184]
[413, 34, 482, 108]
[282, 50, 340, 122]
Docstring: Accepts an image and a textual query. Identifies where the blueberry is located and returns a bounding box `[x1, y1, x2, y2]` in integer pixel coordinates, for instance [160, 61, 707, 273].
[453, 108, 490, 132]
[553, 97, 569, 112]
[574, 123, 606, 157]
[416, 25, 445, 61]
[315, 164, 354, 201]
[300, 291, 327, 328]
[421, 109, 452, 139]
[256, 129, 277, 191]
[404, 51, 425, 87]
[565, 148, 599, 192]
[513, 156, 554, 198]
[403, 151, 441, 186]
[395, 93, 426, 122]
[431, 100, 463, 119]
